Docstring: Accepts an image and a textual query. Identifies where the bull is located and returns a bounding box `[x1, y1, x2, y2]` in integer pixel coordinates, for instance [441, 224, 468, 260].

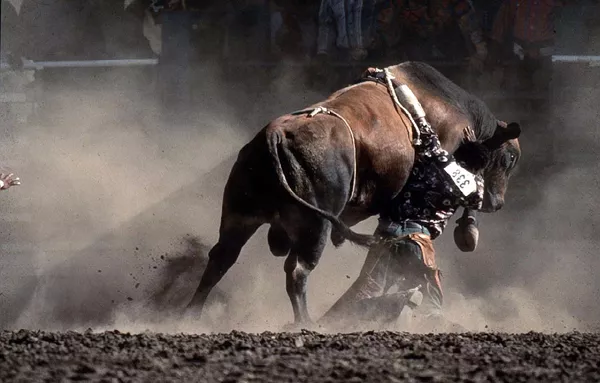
[186, 61, 521, 325]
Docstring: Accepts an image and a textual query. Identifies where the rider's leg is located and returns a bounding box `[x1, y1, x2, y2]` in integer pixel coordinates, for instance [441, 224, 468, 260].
[349, 234, 430, 323]
[398, 233, 443, 317]
[319, 236, 394, 325]
[401, 233, 467, 332]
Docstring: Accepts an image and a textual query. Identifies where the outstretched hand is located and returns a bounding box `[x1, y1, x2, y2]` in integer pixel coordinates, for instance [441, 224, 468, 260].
[0, 173, 21, 190]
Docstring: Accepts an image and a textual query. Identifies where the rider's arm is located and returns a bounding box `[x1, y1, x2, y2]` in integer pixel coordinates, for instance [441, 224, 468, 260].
[454, 207, 479, 252]
[453, 175, 483, 252]
[452, 140, 488, 212]
[464, 174, 484, 211]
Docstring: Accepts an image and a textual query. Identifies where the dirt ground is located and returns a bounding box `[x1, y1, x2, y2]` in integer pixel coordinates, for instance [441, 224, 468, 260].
[1, 330, 599, 382]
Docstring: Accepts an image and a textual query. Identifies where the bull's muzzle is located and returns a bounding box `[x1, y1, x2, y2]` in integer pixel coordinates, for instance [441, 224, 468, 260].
[481, 191, 504, 213]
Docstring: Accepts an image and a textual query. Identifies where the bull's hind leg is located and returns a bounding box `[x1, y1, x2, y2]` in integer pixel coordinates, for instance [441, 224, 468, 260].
[187, 218, 261, 316]
[268, 224, 292, 257]
[284, 219, 330, 325]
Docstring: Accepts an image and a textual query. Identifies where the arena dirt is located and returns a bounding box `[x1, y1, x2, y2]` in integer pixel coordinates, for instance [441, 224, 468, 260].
[1, 330, 599, 382]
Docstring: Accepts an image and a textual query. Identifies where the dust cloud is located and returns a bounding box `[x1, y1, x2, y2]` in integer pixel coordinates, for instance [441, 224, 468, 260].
[0, 49, 335, 333]
[438, 65, 600, 333]
[1, 5, 599, 335]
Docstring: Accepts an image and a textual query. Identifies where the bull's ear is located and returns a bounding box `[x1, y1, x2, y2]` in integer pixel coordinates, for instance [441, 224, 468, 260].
[484, 122, 521, 149]
[504, 122, 521, 139]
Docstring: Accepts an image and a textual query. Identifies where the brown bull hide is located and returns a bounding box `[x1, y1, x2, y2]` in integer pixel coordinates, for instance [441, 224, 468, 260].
[185, 61, 522, 325]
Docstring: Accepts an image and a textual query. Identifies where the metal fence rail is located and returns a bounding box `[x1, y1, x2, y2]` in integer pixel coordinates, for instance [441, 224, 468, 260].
[0, 54, 598, 72]
[552, 55, 600, 66]
[0, 58, 159, 71]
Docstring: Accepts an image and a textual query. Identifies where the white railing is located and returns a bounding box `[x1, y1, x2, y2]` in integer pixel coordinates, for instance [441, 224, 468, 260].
[552, 55, 600, 66]
[0, 55, 597, 72]
[0, 58, 159, 71]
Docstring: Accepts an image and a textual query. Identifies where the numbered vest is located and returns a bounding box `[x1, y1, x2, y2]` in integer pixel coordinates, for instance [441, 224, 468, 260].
[442, 161, 477, 197]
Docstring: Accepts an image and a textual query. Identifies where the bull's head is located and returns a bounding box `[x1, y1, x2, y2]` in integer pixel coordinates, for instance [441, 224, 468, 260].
[480, 121, 522, 212]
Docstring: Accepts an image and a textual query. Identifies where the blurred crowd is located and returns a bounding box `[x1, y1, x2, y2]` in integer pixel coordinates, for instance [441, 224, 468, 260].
[1, 0, 599, 94]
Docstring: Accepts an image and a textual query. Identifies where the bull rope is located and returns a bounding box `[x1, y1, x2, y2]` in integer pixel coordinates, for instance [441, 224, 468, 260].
[381, 67, 421, 145]
[290, 107, 358, 203]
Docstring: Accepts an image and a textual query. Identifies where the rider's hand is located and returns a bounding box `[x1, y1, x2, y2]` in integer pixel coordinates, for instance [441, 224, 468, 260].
[0, 173, 21, 190]
[454, 215, 479, 252]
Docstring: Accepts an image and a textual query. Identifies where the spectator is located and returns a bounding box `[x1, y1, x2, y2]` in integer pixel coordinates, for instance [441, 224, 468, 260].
[393, 0, 488, 71]
[364, 0, 405, 62]
[490, 0, 565, 90]
[470, 0, 505, 37]
[18, 0, 106, 60]
[316, 0, 378, 62]
[224, 0, 270, 60]
[147, 0, 230, 59]
[95, 1, 155, 59]
[587, 2, 600, 54]
[1, 0, 23, 67]
[272, 0, 319, 59]
[148, 0, 189, 13]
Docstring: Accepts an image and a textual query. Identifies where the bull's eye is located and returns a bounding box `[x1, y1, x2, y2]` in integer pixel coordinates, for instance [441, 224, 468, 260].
[504, 152, 516, 169]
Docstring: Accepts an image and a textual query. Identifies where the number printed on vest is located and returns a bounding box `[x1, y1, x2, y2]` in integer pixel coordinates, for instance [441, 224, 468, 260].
[443, 161, 477, 196]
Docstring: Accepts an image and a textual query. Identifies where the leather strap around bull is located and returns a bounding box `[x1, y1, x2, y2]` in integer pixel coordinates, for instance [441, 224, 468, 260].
[360, 67, 479, 149]
[358, 67, 422, 146]
[290, 107, 358, 203]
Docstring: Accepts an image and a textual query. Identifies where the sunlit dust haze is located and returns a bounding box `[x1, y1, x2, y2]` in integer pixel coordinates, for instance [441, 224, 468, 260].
[1, 3, 599, 335]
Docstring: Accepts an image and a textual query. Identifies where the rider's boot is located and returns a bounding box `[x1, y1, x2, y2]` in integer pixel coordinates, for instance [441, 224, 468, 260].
[407, 271, 467, 333]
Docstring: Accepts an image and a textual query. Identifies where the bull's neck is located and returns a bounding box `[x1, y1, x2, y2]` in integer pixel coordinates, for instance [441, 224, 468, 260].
[432, 124, 468, 155]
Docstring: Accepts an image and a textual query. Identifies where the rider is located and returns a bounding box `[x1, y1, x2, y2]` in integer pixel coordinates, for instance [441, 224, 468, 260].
[320, 87, 489, 332]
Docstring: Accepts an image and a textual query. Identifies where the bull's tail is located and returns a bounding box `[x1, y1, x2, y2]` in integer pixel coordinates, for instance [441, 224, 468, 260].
[266, 130, 375, 249]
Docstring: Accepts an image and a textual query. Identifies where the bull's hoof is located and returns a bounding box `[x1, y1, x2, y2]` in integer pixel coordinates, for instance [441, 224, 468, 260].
[182, 299, 207, 320]
[410, 314, 468, 334]
[331, 230, 346, 248]
[280, 321, 320, 333]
